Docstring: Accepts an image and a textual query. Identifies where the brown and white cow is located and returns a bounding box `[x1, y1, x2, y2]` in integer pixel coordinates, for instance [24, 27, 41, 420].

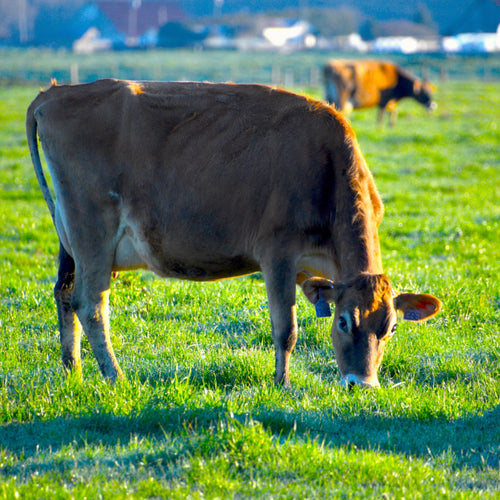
[26, 79, 441, 388]
[323, 60, 436, 126]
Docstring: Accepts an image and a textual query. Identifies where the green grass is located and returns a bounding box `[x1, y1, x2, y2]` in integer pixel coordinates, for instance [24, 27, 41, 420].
[0, 75, 499, 498]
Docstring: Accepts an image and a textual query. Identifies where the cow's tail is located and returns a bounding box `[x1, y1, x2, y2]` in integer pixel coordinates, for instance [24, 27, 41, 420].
[26, 98, 56, 226]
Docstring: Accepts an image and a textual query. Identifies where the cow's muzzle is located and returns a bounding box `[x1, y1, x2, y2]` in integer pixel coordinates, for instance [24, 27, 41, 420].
[340, 373, 380, 389]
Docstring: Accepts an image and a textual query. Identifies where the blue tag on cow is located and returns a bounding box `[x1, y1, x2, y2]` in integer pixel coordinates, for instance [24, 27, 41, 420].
[404, 309, 420, 321]
[315, 294, 331, 318]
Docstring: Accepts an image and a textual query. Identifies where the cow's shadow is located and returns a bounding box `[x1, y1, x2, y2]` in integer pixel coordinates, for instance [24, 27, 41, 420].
[1, 389, 498, 482]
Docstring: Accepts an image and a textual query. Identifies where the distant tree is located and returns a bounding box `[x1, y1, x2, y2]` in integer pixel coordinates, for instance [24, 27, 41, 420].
[377, 19, 437, 38]
[360, 7, 438, 40]
[359, 19, 379, 41]
[0, 0, 86, 45]
[157, 22, 207, 48]
[32, 2, 84, 47]
[0, 1, 16, 39]
[0, 0, 37, 43]
[306, 7, 361, 37]
[413, 3, 437, 32]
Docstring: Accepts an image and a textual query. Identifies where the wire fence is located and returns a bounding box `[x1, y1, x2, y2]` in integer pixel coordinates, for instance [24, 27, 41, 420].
[1, 48, 500, 88]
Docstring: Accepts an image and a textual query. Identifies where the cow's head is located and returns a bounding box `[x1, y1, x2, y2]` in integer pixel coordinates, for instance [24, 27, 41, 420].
[301, 274, 441, 388]
[413, 80, 437, 111]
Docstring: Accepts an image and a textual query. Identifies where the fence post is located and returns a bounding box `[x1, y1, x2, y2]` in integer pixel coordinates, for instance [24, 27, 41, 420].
[284, 69, 294, 89]
[70, 63, 79, 84]
[272, 65, 281, 87]
[309, 66, 320, 88]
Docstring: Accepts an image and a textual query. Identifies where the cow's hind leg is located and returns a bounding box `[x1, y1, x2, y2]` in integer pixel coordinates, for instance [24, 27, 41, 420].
[325, 81, 338, 105]
[71, 262, 123, 382]
[54, 244, 83, 378]
[262, 258, 298, 387]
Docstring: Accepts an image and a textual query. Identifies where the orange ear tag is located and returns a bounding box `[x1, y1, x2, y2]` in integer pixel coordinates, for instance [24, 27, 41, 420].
[315, 289, 331, 318]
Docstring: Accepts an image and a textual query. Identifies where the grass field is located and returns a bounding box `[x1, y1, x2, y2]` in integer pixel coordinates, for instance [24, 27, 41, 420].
[0, 73, 499, 497]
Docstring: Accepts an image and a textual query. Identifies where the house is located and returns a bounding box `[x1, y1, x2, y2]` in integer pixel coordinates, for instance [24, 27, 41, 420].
[262, 19, 317, 50]
[216, 18, 318, 52]
[73, 27, 113, 54]
[442, 24, 500, 52]
[372, 36, 440, 53]
[315, 33, 368, 52]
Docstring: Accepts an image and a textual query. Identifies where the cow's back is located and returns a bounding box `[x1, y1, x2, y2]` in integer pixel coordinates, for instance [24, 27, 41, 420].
[324, 61, 399, 110]
[351, 62, 398, 109]
[30, 79, 378, 280]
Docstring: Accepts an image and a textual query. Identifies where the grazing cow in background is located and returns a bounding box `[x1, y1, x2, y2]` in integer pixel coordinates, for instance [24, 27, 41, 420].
[323, 60, 436, 126]
[27, 79, 441, 389]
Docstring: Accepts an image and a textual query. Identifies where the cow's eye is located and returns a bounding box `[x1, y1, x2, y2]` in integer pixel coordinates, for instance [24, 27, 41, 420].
[389, 324, 397, 337]
[337, 314, 350, 334]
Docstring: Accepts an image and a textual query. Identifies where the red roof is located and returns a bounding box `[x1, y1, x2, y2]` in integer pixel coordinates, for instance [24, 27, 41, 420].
[96, 1, 185, 37]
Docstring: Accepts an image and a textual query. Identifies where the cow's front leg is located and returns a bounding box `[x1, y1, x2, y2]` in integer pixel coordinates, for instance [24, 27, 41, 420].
[387, 100, 398, 127]
[377, 106, 386, 127]
[54, 244, 82, 378]
[262, 259, 298, 387]
[71, 267, 123, 382]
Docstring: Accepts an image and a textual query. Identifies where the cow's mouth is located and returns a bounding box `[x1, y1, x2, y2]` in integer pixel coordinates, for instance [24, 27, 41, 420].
[340, 373, 380, 389]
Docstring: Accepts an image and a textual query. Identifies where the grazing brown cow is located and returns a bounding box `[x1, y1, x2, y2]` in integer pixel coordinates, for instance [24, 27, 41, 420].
[323, 60, 436, 126]
[26, 79, 441, 388]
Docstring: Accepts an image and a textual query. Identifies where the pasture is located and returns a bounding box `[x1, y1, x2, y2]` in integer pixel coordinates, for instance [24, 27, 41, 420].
[0, 52, 499, 497]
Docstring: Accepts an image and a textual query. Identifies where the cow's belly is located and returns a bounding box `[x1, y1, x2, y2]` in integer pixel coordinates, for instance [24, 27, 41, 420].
[112, 224, 258, 281]
[113, 215, 337, 283]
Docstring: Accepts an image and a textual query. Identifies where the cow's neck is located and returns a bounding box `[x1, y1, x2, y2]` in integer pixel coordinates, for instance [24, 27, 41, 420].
[333, 159, 384, 281]
[398, 71, 415, 97]
[335, 217, 383, 281]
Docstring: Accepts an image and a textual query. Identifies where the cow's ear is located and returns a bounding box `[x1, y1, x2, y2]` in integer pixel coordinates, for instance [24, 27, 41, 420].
[413, 80, 422, 94]
[394, 293, 442, 322]
[301, 277, 338, 304]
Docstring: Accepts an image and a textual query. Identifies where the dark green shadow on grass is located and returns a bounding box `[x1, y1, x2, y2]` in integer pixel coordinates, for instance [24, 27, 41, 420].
[1, 401, 498, 482]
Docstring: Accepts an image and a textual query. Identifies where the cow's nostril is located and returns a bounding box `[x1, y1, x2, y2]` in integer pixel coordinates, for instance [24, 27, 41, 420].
[340, 374, 380, 389]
